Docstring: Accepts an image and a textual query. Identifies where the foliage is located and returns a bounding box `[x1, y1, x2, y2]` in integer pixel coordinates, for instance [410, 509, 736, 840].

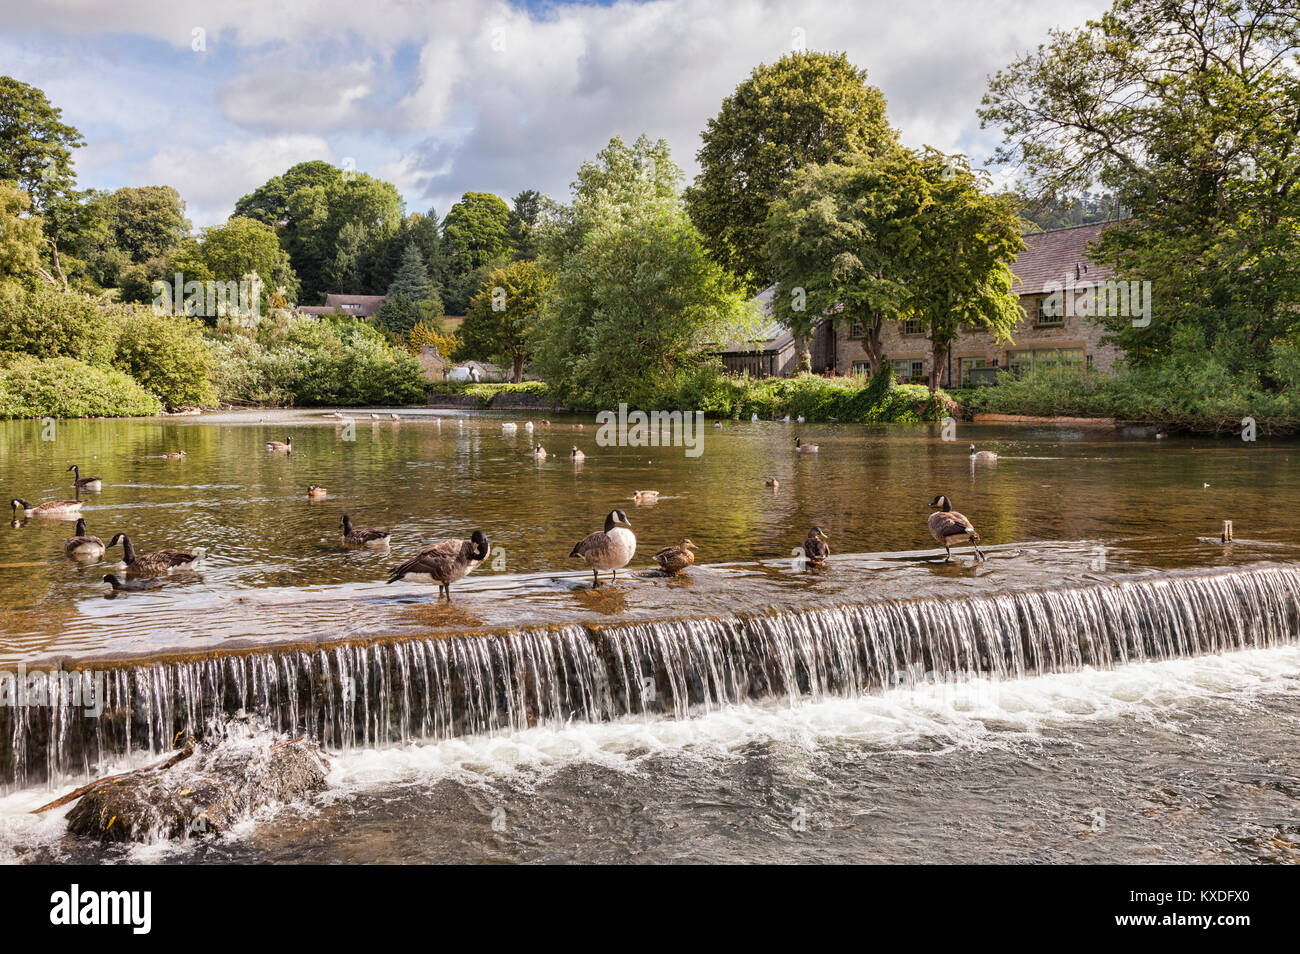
[385, 243, 432, 301]
[685, 52, 897, 288]
[0, 352, 161, 419]
[372, 294, 425, 340]
[460, 258, 552, 382]
[114, 310, 214, 408]
[0, 183, 42, 282]
[168, 216, 298, 311]
[441, 192, 512, 312]
[980, 0, 1300, 374]
[404, 321, 459, 360]
[0, 75, 84, 212]
[428, 379, 550, 406]
[0, 281, 123, 366]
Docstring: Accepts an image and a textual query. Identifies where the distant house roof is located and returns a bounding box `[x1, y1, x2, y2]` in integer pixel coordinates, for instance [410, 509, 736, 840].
[1012, 222, 1119, 296]
[299, 294, 388, 318]
[709, 285, 798, 355]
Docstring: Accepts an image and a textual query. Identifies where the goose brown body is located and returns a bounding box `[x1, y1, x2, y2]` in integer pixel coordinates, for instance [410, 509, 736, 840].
[570, 510, 636, 587]
[64, 518, 105, 560]
[266, 437, 292, 452]
[385, 531, 489, 599]
[654, 539, 697, 575]
[969, 444, 998, 461]
[927, 495, 985, 561]
[11, 497, 82, 518]
[108, 533, 201, 575]
[340, 514, 391, 548]
[68, 465, 103, 491]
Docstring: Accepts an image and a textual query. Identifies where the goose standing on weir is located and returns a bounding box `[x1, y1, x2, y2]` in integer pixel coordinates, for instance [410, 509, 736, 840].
[386, 530, 490, 600]
[65, 518, 106, 561]
[108, 533, 203, 575]
[67, 465, 103, 492]
[928, 495, 985, 562]
[570, 509, 636, 587]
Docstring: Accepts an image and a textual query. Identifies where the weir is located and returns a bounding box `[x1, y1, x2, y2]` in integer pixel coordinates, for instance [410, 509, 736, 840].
[3, 563, 1299, 789]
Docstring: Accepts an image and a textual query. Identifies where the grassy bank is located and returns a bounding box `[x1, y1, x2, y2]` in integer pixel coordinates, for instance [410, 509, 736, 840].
[429, 367, 954, 424]
[959, 366, 1300, 436]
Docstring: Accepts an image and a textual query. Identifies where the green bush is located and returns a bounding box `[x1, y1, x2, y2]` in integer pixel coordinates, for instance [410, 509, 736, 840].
[0, 353, 161, 418]
[0, 283, 124, 367]
[114, 310, 215, 408]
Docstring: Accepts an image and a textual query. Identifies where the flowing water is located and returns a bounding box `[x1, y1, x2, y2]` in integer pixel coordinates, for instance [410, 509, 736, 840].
[1, 408, 1299, 863]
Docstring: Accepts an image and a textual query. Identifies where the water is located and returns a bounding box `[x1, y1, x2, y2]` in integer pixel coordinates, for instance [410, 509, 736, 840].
[2, 408, 1299, 863]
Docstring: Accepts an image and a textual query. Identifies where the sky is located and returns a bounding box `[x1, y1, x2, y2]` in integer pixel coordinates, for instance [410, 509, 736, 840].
[0, 0, 1110, 228]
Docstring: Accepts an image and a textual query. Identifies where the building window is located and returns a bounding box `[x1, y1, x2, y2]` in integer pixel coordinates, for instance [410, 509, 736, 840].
[851, 359, 872, 375]
[901, 318, 924, 336]
[958, 357, 994, 387]
[1035, 296, 1063, 327]
[848, 321, 865, 339]
[1006, 347, 1085, 377]
[891, 358, 926, 382]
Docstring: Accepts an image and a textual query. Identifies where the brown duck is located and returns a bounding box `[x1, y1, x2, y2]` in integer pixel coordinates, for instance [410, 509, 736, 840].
[654, 539, 697, 575]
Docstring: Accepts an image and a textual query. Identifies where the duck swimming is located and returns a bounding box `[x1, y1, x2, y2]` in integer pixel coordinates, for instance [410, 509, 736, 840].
[308, 485, 328, 498]
[385, 530, 490, 600]
[570, 509, 636, 588]
[65, 518, 106, 561]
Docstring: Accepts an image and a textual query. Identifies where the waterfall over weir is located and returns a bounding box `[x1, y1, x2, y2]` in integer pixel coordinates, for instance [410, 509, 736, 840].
[4, 564, 1300, 788]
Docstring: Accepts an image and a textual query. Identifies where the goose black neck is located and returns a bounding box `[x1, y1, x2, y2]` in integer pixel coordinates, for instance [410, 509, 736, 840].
[604, 513, 617, 533]
[119, 535, 136, 563]
[342, 515, 353, 534]
[75, 518, 86, 535]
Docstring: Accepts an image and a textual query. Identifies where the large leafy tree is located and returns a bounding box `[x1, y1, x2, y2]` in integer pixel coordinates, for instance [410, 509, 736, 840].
[169, 216, 298, 313]
[685, 52, 897, 290]
[0, 76, 83, 212]
[0, 182, 43, 284]
[460, 258, 552, 382]
[440, 191, 513, 313]
[980, 0, 1300, 376]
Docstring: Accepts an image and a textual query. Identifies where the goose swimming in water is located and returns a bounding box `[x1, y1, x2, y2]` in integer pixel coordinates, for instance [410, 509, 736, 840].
[67, 464, 102, 492]
[385, 530, 489, 600]
[571, 446, 585, 462]
[65, 518, 105, 561]
[795, 437, 819, 454]
[11, 497, 82, 518]
[307, 485, 327, 498]
[654, 538, 697, 575]
[103, 573, 164, 592]
[570, 509, 636, 588]
[928, 494, 985, 562]
[266, 436, 292, 452]
[108, 533, 203, 575]
[803, 527, 830, 565]
[969, 444, 998, 461]
[532, 443, 547, 460]
[164, 451, 186, 460]
[340, 514, 391, 548]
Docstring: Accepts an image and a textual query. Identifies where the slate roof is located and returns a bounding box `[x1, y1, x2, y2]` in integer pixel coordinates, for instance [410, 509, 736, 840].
[299, 294, 388, 317]
[1011, 222, 1119, 296]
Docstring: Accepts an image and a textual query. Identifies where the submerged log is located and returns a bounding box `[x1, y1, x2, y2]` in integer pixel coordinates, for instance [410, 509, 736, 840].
[63, 731, 328, 842]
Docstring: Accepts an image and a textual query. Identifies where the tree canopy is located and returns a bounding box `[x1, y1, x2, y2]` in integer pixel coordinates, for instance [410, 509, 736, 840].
[460, 258, 552, 382]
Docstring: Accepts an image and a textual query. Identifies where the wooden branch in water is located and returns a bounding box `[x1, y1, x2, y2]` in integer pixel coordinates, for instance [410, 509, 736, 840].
[31, 744, 195, 814]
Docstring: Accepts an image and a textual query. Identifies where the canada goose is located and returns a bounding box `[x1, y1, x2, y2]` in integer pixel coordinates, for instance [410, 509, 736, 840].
[533, 443, 547, 460]
[795, 437, 819, 454]
[370, 413, 381, 420]
[803, 527, 830, 565]
[1155, 429, 1168, 439]
[266, 436, 292, 452]
[164, 451, 186, 460]
[65, 518, 106, 561]
[385, 530, 490, 600]
[540, 420, 551, 426]
[633, 490, 659, 503]
[765, 476, 780, 490]
[67, 464, 103, 492]
[340, 514, 391, 548]
[308, 485, 327, 498]
[969, 444, 998, 461]
[928, 495, 985, 562]
[107, 533, 203, 575]
[713, 421, 722, 428]
[103, 573, 164, 592]
[570, 509, 636, 588]
[574, 423, 584, 430]
[780, 415, 791, 423]
[571, 446, 585, 462]
[11, 497, 82, 518]
[654, 539, 697, 575]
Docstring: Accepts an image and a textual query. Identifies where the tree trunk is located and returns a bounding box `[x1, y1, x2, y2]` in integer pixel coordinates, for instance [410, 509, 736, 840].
[865, 318, 884, 376]
[928, 339, 947, 393]
[793, 334, 811, 375]
[511, 354, 525, 384]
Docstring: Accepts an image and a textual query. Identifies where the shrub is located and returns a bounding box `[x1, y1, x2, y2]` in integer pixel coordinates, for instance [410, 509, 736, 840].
[114, 309, 215, 408]
[0, 353, 161, 418]
[0, 283, 124, 367]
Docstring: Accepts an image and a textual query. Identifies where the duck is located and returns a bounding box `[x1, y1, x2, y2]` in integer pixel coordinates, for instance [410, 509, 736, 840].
[11, 497, 82, 518]
[654, 539, 697, 575]
[969, 444, 998, 461]
[633, 490, 660, 503]
[103, 573, 164, 592]
[795, 437, 819, 454]
[713, 421, 722, 429]
[266, 436, 293, 452]
[532, 443, 547, 460]
[570, 509, 636, 588]
[391, 413, 400, 421]
[502, 422, 518, 434]
[307, 485, 327, 499]
[340, 514, 391, 548]
[765, 476, 780, 490]
[64, 518, 106, 561]
[928, 494, 985, 562]
[107, 533, 203, 575]
[803, 527, 830, 565]
[571, 446, 585, 462]
[574, 423, 584, 430]
[67, 464, 102, 492]
[163, 451, 186, 460]
[385, 530, 490, 600]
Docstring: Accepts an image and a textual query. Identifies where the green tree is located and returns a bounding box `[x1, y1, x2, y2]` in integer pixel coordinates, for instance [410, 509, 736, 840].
[0, 183, 43, 284]
[980, 0, 1300, 374]
[0, 76, 84, 212]
[169, 216, 298, 315]
[685, 52, 897, 289]
[441, 191, 512, 313]
[114, 310, 214, 408]
[372, 294, 424, 340]
[386, 243, 432, 301]
[507, 189, 553, 260]
[461, 258, 552, 382]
